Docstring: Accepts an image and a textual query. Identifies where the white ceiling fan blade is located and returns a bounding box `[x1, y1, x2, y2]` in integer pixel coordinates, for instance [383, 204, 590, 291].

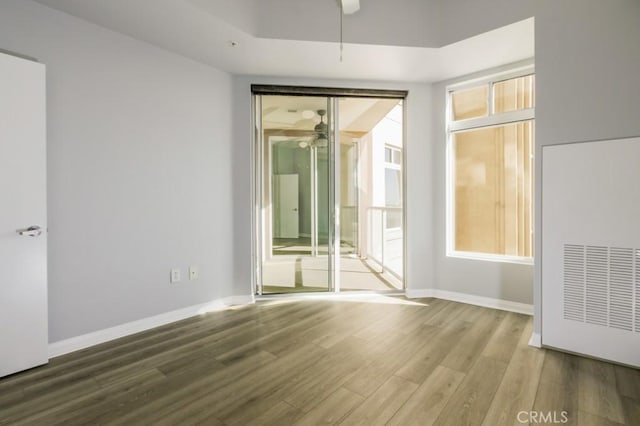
[341, 0, 360, 15]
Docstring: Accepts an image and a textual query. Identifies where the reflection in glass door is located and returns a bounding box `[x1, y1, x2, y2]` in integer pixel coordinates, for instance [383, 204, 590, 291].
[257, 96, 333, 294]
[254, 90, 405, 295]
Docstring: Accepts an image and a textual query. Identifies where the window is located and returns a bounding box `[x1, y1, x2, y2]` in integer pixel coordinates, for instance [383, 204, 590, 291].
[385, 146, 401, 166]
[384, 145, 402, 228]
[447, 70, 535, 263]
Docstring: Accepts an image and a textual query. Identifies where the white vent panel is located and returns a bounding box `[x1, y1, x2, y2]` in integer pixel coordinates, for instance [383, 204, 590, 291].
[636, 249, 640, 333]
[544, 137, 640, 367]
[563, 244, 637, 333]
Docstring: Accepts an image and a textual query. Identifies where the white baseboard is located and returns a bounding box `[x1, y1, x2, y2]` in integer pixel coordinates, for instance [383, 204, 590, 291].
[47, 289, 531, 358]
[528, 332, 542, 348]
[405, 289, 436, 299]
[226, 294, 256, 306]
[406, 288, 533, 316]
[48, 295, 254, 358]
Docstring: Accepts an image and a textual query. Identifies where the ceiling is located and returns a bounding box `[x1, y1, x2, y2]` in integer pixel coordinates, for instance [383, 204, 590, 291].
[33, 0, 534, 82]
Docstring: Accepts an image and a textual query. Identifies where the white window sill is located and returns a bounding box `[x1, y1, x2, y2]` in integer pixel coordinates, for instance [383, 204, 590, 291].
[447, 250, 534, 266]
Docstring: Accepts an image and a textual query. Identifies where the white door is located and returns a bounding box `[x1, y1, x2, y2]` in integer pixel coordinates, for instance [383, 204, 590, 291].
[0, 52, 48, 377]
[542, 138, 640, 367]
[274, 174, 299, 238]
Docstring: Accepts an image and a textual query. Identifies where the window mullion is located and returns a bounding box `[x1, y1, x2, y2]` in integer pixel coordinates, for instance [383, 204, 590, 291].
[449, 109, 535, 133]
[488, 81, 495, 115]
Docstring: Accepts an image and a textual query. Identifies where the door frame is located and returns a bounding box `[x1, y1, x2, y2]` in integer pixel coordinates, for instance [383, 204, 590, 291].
[251, 86, 408, 296]
[266, 135, 321, 258]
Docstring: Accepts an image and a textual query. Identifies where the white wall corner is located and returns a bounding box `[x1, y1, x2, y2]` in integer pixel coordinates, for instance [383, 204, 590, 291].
[407, 288, 534, 316]
[528, 332, 542, 348]
[48, 296, 253, 358]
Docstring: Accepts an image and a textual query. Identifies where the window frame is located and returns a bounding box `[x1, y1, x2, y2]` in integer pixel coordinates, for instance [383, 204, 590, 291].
[445, 66, 535, 265]
[384, 144, 403, 230]
[384, 145, 402, 168]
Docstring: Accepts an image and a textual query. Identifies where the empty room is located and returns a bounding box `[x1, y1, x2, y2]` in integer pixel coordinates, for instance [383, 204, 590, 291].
[1, 0, 639, 424]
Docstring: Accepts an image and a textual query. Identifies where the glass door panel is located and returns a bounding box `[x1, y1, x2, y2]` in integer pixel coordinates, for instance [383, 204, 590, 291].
[257, 95, 332, 294]
[337, 98, 404, 291]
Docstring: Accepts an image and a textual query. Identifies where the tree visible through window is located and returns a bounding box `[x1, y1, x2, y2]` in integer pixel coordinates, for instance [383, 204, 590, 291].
[448, 72, 535, 260]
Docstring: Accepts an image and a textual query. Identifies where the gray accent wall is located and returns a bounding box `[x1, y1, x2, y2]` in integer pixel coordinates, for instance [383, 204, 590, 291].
[532, 0, 640, 336]
[431, 60, 535, 307]
[431, 61, 533, 304]
[0, 1, 235, 342]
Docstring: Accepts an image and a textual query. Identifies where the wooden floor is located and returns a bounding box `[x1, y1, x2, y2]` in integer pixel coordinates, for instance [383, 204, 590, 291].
[1, 297, 639, 425]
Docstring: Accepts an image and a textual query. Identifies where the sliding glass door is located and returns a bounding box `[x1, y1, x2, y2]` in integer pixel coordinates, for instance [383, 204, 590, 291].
[254, 89, 405, 295]
[255, 95, 334, 294]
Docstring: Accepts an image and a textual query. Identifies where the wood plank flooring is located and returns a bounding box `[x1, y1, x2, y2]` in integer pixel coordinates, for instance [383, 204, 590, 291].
[0, 297, 638, 425]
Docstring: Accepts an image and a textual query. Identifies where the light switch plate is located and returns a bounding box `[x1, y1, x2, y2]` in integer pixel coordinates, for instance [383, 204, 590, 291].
[189, 266, 199, 280]
[170, 268, 181, 283]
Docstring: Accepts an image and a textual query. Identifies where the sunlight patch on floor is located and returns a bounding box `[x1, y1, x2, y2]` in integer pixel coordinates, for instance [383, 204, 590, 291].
[258, 293, 428, 307]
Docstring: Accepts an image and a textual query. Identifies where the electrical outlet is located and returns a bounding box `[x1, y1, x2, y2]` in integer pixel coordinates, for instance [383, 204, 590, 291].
[189, 266, 199, 281]
[170, 268, 181, 283]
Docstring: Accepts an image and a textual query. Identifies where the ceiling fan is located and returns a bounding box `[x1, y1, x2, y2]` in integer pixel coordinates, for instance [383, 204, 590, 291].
[296, 110, 329, 149]
[314, 109, 328, 147]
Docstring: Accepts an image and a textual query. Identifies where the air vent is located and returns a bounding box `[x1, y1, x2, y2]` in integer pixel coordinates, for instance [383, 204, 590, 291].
[585, 246, 608, 326]
[563, 245, 585, 322]
[609, 248, 634, 331]
[563, 244, 638, 333]
[636, 250, 640, 333]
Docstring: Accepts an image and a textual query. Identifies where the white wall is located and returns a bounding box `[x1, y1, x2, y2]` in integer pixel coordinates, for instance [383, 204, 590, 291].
[232, 76, 434, 296]
[0, 0, 235, 342]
